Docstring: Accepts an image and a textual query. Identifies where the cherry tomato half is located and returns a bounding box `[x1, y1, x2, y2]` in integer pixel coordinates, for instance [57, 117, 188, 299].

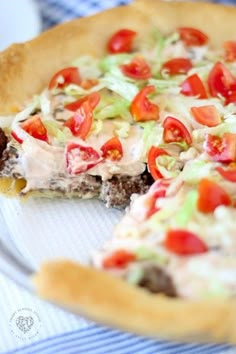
[224, 41, 236, 62]
[163, 116, 192, 145]
[130, 85, 159, 122]
[197, 178, 231, 213]
[48, 67, 81, 90]
[178, 27, 208, 47]
[66, 142, 102, 175]
[147, 146, 169, 180]
[165, 229, 208, 255]
[120, 57, 151, 80]
[145, 179, 171, 219]
[107, 29, 137, 54]
[204, 133, 236, 163]
[65, 92, 100, 111]
[191, 105, 221, 127]
[180, 74, 207, 99]
[216, 165, 236, 182]
[102, 250, 136, 268]
[101, 136, 123, 161]
[162, 58, 193, 75]
[208, 62, 236, 98]
[64, 93, 100, 139]
[12, 115, 48, 143]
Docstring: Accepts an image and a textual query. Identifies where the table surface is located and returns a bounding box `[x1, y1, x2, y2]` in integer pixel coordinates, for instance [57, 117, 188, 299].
[0, 0, 236, 353]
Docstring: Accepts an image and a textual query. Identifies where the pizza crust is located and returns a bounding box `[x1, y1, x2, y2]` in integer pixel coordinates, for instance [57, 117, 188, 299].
[34, 260, 236, 344]
[1, 0, 236, 343]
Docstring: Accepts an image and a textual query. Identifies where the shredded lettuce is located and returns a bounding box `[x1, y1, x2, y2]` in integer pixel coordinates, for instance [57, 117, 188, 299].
[149, 78, 182, 94]
[39, 91, 51, 116]
[43, 120, 72, 143]
[72, 55, 101, 79]
[174, 190, 198, 227]
[101, 75, 139, 101]
[135, 246, 168, 264]
[139, 121, 163, 158]
[11, 96, 39, 128]
[114, 121, 131, 138]
[126, 266, 143, 285]
[95, 97, 130, 120]
[90, 120, 103, 135]
[100, 54, 134, 73]
[156, 155, 179, 179]
[181, 160, 214, 184]
[64, 82, 105, 96]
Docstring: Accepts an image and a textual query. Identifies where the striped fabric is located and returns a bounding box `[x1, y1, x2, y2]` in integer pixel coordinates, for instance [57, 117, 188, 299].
[4, 324, 235, 354]
[1, 0, 236, 353]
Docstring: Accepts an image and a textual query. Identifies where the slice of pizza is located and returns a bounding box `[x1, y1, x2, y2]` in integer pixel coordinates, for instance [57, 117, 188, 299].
[32, 0, 236, 344]
[0, 0, 236, 209]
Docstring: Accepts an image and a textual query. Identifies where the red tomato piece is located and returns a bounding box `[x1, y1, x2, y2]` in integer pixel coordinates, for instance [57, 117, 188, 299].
[191, 105, 221, 127]
[224, 41, 236, 62]
[11, 131, 23, 144]
[225, 91, 236, 105]
[130, 85, 159, 122]
[197, 178, 231, 213]
[163, 116, 192, 145]
[64, 93, 100, 139]
[178, 27, 208, 47]
[101, 136, 123, 161]
[120, 57, 152, 80]
[216, 165, 236, 182]
[165, 229, 208, 255]
[13, 116, 48, 143]
[102, 250, 136, 269]
[208, 62, 236, 98]
[180, 74, 207, 99]
[162, 58, 193, 75]
[48, 67, 81, 90]
[107, 29, 137, 54]
[204, 133, 236, 163]
[147, 146, 169, 180]
[145, 179, 171, 218]
[66, 142, 102, 175]
[65, 92, 100, 111]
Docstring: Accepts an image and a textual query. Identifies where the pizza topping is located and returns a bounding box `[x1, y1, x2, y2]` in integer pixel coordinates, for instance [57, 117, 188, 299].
[180, 74, 207, 98]
[164, 229, 208, 255]
[12, 115, 48, 144]
[130, 85, 159, 122]
[178, 27, 208, 47]
[101, 136, 123, 161]
[162, 58, 193, 75]
[197, 178, 232, 213]
[204, 133, 236, 163]
[66, 142, 102, 175]
[120, 56, 152, 80]
[163, 116, 192, 145]
[138, 265, 177, 297]
[147, 146, 169, 180]
[224, 41, 236, 62]
[48, 67, 81, 90]
[208, 62, 236, 98]
[216, 164, 236, 182]
[64, 93, 100, 139]
[102, 250, 136, 268]
[191, 105, 221, 127]
[107, 29, 137, 54]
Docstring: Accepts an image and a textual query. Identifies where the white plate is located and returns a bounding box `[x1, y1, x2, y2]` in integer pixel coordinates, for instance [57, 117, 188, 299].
[0, 0, 41, 51]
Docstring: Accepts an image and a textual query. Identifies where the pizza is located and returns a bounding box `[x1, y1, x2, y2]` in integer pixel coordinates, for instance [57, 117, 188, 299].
[0, 0, 236, 345]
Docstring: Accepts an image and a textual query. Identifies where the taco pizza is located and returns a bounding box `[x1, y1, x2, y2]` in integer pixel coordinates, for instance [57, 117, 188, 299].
[0, 0, 235, 345]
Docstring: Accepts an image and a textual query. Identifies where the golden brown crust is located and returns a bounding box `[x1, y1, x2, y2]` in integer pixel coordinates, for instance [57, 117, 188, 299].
[1, 0, 236, 343]
[1, 0, 236, 114]
[34, 260, 236, 344]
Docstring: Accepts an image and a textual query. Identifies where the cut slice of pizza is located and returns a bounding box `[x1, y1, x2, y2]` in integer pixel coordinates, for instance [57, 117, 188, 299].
[0, 0, 236, 208]
[32, 0, 236, 345]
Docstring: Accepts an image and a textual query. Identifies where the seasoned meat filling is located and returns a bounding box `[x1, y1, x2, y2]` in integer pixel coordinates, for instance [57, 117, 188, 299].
[138, 265, 177, 297]
[0, 128, 7, 158]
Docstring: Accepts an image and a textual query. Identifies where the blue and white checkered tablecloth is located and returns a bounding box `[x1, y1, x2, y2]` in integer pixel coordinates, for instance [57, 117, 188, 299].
[1, 0, 236, 353]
